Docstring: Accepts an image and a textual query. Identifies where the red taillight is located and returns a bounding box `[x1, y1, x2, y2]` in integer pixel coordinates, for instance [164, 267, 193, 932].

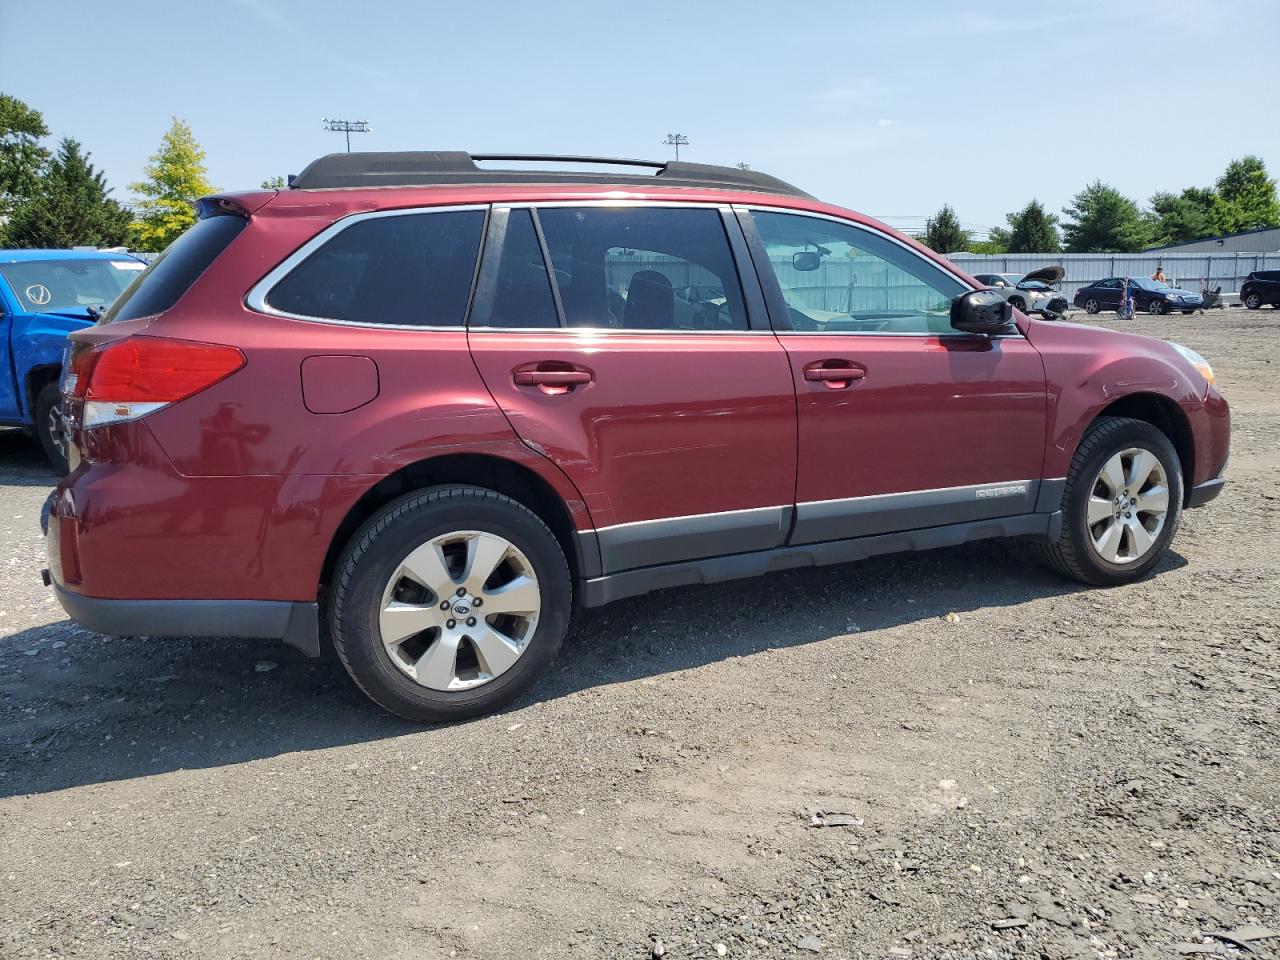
[79, 337, 245, 428]
[86, 337, 245, 402]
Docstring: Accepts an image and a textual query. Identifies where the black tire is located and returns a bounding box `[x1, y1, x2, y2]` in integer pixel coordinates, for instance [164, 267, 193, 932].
[1039, 416, 1183, 587]
[1084, 298, 1100, 315]
[1148, 299, 1165, 315]
[1181, 310, 1194, 315]
[1009, 296, 1026, 312]
[1244, 292, 1262, 310]
[34, 381, 69, 475]
[329, 485, 572, 722]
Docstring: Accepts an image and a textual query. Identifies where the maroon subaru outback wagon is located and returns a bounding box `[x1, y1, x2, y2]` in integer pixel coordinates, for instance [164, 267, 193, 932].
[45, 152, 1230, 721]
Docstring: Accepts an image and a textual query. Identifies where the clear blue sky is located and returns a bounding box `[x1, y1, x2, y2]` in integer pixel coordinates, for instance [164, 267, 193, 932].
[3, 0, 1277, 236]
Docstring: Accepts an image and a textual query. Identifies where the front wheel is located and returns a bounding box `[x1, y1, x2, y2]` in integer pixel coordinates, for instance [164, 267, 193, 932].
[329, 486, 572, 722]
[34, 382, 70, 475]
[1245, 292, 1262, 310]
[1083, 298, 1100, 314]
[1148, 299, 1165, 315]
[1040, 416, 1183, 586]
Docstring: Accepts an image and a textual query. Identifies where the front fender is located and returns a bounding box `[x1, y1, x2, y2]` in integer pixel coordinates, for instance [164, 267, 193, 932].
[11, 312, 92, 416]
[1027, 320, 1208, 478]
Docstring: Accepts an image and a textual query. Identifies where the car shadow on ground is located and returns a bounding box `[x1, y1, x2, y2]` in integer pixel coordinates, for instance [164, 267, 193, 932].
[0, 538, 1188, 799]
[0, 427, 58, 487]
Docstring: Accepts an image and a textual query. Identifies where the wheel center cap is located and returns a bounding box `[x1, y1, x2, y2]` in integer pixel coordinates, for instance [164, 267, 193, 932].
[452, 599, 473, 618]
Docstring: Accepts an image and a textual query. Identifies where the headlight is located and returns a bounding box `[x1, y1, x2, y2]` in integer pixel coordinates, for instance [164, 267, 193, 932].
[1168, 341, 1215, 386]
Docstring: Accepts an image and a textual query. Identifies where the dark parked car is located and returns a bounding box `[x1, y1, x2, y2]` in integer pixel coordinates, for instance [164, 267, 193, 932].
[1241, 270, 1280, 309]
[45, 152, 1230, 722]
[1074, 277, 1203, 315]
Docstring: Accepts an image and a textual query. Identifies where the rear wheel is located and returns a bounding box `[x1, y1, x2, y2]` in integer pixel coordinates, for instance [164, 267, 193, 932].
[34, 382, 69, 475]
[330, 486, 572, 722]
[1245, 292, 1262, 309]
[1040, 416, 1183, 586]
[1084, 298, 1100, 314]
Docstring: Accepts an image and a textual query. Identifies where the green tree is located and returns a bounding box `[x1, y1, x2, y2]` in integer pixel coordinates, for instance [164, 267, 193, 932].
[3, 138, 131, 248]
[921, 204, 969, 253]
[1213, 155, 1280, 234]
[129, 118, 215, 251]
[1061, 181, 1151, 252]
[1002, 199, 1061, 253]
[1147, 187, 1218, 245]
[0, 93, 51, 221]
[260, 175, 286, 190]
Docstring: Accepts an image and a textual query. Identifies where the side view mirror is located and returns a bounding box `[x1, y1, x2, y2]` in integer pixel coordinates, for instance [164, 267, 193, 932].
[951, 289, 1013, 334]
[792, 251, 821, 272]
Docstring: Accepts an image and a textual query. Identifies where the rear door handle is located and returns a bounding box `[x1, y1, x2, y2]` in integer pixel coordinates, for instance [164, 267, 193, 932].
[803, 360, 865, 388]
[512, 364, 593, 395]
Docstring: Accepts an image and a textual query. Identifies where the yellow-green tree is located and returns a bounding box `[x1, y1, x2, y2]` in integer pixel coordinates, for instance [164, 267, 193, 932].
[129, 118, 215, 251]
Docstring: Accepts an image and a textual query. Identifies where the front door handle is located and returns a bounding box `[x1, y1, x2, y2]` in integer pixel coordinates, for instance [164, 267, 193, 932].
[512, 364, 593, 395]
[803, 360, 865, 389]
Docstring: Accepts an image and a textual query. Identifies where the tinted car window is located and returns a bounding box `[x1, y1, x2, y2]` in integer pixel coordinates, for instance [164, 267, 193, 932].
[103, 215, 247, 324]
[265, 210, 484, 326]
[536, 207, 748, 330]
[485, 209, 560, 329]
[750, 210, 964, 334]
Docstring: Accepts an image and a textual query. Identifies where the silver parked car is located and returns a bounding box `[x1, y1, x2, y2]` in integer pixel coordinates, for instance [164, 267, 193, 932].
[972, 266, 1068, 318]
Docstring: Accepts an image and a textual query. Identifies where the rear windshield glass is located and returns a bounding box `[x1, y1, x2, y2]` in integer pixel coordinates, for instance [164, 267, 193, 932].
[101, 215, 247, 324]
[0, 259, 144, 315]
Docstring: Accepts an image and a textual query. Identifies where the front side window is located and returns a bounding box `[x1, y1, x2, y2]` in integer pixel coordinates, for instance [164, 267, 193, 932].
[536, 206, 749, 331]
[750, 210, 965, 334]
[264, 209, 485, 326]
[0, 259, 143, 316]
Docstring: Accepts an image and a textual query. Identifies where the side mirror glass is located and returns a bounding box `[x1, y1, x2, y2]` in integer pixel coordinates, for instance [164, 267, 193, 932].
[792, 251, 821, 272]
[950, 289, 1013, 334]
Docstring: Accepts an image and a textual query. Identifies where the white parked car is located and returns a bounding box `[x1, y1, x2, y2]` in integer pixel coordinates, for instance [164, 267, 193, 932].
[972, 266, 1068, 318]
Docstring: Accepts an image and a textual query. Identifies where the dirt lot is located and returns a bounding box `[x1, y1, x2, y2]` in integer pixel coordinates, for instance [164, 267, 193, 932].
[1, 308, 1277, 960]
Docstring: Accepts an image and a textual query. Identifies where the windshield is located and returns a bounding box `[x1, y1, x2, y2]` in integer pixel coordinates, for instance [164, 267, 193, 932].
[0, 258, 145, 315]
[1018, 280, 1051, 290]
[1132, 278, 1171, 291]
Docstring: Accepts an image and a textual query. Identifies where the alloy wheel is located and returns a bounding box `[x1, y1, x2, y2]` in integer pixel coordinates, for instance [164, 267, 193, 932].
[378, 530, 541, 691]
[1246, 293, 1261, 309]
[1148, 299, 1164, 315]
[1086, 447, 1170, 564]
[47, 403, 68, 463]
[1084, 298, 1099, 314]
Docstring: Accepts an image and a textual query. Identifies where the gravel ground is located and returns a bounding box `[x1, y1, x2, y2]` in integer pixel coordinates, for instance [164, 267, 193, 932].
[1, 308, 1277, 960]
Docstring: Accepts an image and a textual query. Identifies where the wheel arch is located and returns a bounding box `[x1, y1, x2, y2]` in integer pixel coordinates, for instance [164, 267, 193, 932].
[24, 362, 61, 418]
[1090, 392, 1194, 503]
[318, 451, 596, 600]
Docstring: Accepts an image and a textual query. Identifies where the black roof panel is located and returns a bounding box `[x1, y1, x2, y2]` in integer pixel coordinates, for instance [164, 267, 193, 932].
[289, 151, 812, 198]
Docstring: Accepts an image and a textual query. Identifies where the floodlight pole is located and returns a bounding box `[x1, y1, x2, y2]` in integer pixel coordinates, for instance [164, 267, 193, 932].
[663, 133, 689, 161]
[323, 118, 372, 152]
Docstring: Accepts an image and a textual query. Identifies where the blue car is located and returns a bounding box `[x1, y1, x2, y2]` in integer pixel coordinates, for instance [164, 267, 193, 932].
[0, 249, 146, 471]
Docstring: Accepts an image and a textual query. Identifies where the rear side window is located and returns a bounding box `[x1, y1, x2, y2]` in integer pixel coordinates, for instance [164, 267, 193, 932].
[536, 206, 749, 330]
[103, 215, 247, 324]
[264, 210, 484, 326]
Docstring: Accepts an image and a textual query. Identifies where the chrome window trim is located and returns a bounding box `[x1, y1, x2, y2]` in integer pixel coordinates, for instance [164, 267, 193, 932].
[243, 203, 490, 329]
[734, 204, 1026, 341]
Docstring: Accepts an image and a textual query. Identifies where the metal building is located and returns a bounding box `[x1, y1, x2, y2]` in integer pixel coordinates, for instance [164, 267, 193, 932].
[1144, 226, 1280, 255]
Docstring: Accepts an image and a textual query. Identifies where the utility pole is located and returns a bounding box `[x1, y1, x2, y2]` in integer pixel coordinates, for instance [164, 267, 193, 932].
[663, 133, 689, 161]
[323, 118, 371, 152]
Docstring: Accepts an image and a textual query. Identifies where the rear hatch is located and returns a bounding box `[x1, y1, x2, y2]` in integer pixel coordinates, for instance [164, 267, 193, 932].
[61, 203, 254, 470]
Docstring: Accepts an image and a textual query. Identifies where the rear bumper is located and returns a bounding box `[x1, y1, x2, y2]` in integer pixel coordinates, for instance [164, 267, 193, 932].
[1186, 476, 1225, 508]
[50, 580, 321, 656]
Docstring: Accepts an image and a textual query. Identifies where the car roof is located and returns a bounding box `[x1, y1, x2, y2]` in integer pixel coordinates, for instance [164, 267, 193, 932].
[289, 151, 812, 198]
[0, 249, 143, 265]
